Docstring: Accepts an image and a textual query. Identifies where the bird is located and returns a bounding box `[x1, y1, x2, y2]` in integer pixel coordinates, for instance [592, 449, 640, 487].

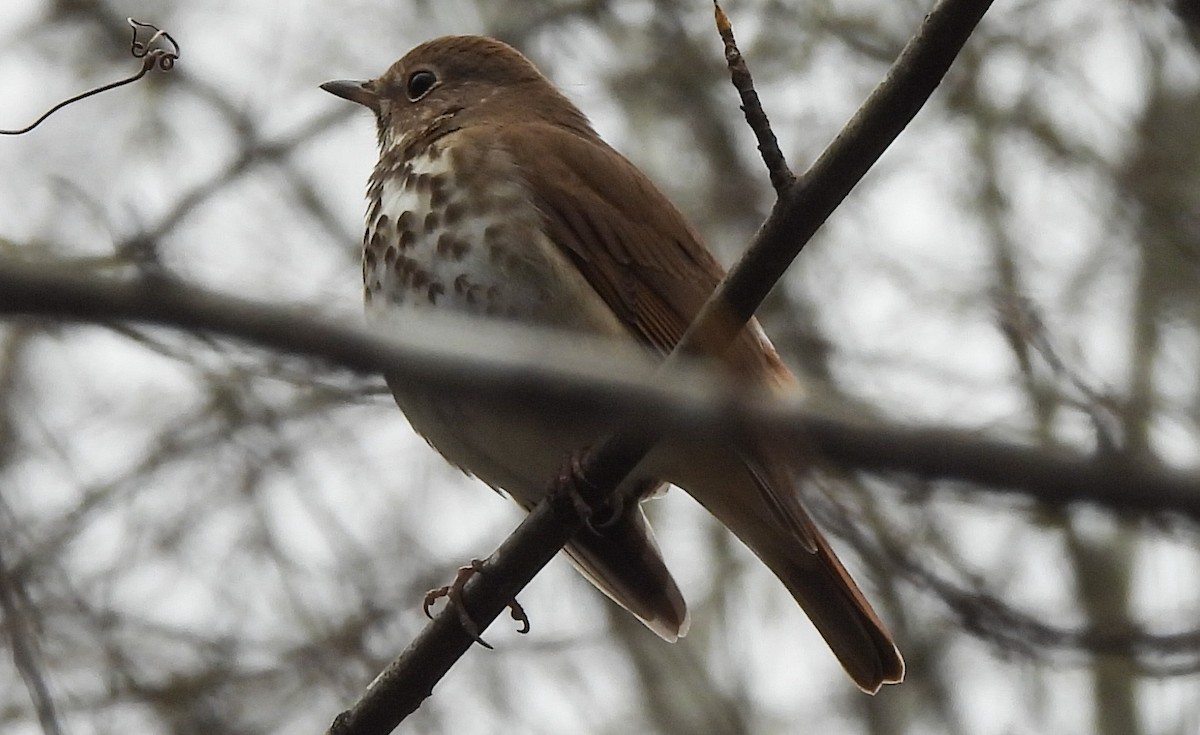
[322, 35, 903, 692]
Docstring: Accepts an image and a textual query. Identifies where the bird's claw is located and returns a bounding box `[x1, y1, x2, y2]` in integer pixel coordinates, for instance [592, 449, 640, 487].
[559, 451, 624, 534]
[584, 491, 626, 534]
[508, 597, 531, 634]
[422, 559, 529, 647]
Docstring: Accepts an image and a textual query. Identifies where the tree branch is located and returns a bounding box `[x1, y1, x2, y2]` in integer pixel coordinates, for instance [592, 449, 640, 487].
[0, 259, 1194, 523]
[0, 250, 1197, 732]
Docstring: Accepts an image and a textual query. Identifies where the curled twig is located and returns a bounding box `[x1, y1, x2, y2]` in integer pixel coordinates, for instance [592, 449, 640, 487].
[0, 18, 179, 136]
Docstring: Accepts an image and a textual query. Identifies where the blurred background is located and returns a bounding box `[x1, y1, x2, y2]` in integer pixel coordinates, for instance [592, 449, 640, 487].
[1, 0, 1199, 733]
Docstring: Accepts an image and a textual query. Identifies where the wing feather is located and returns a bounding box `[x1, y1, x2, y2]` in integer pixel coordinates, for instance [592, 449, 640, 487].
[504, 124, 784, 378]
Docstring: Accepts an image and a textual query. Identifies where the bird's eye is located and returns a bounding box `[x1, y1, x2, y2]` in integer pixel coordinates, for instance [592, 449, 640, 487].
[405, 70, 437, 101]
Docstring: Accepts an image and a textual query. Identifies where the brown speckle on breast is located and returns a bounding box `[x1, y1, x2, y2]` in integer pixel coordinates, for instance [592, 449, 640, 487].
[453, 273, 485, 306]
[442, 201, 466, 227]
[392, 254, 436, 296]
[395, 211, 417, 249]
[436, 233, 470, 261]
[423, 211, 441, 234]
[430, 176, 450, 209]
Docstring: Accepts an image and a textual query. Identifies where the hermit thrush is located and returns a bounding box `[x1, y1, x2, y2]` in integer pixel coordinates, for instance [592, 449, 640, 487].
[322, 35, 903, 692]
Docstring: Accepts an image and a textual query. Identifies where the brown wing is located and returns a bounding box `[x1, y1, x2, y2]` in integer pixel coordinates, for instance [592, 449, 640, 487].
[505, 124, 817, 545]
[502, 124, 787, 382]
[505, 125, 904, 691]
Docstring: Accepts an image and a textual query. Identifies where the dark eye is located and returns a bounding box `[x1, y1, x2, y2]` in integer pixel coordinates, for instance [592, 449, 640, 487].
[406, 70, 437, 101]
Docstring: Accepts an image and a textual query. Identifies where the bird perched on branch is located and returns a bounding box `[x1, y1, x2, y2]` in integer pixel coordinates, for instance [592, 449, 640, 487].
[322, 35, 903, 692]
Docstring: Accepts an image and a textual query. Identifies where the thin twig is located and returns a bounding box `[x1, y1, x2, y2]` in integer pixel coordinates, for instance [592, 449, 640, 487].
[0, 544, 64, 735]
[825, 502, 1200, 677]
[0, 19, 178, 136]
[714, 2, 795, 194]
[995, 292, 1122, 452]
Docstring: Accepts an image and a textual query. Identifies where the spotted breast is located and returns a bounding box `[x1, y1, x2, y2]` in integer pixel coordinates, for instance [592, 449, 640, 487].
[363, 129, 628, 337]
[361, 126, 691, 642]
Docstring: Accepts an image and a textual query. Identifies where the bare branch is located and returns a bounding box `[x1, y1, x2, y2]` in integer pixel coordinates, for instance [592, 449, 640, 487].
[0, 544, 64, 735]
[700, 0, 996, 342]
[713, 2, 794, 193]
[827, 507, 1200, 677]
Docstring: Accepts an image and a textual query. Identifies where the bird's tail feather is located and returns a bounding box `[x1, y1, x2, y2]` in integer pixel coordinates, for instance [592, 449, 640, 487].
[656, 439, 903, 692]
[561, 506, 691, 641]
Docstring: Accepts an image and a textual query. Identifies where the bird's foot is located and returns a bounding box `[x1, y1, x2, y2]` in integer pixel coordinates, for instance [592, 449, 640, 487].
[423, 559, 529, 648]
[558, 450, 626, 534]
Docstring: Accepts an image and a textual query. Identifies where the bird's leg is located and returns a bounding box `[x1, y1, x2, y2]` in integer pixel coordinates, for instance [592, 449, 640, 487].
[422, 559, 530, 648]
[557, 449, 631, 535]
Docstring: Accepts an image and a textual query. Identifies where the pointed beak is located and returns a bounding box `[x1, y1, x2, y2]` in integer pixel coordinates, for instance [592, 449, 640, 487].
[320, 79, 380, 112]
